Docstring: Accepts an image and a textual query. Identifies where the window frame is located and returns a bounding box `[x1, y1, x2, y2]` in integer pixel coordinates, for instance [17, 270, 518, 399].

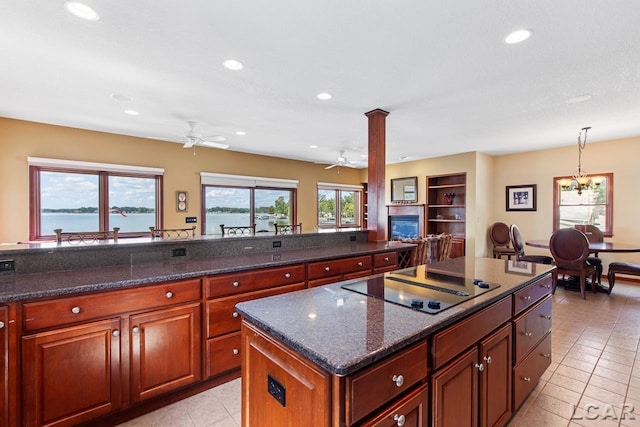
[316, 183, 363, 229]
[553, 172, 613, 237]
[29, 165, 163, 240]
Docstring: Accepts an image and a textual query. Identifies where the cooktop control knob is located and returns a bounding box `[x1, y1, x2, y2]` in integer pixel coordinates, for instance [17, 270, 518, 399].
[473, 278, 482, 285]
[427, 300, 441, 310]
[410, 299, 424, 308]
[478, 281, 490, 289]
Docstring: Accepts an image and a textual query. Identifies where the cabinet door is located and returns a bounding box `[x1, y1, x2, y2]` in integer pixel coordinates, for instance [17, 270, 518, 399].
[431, 347, 478, 427]
[361, 384, 428, 427]
[22, 318, 122, 427]
[129, 302, 201, 402]
[0, 306, 7, 426]
[479, 324, 512, 427]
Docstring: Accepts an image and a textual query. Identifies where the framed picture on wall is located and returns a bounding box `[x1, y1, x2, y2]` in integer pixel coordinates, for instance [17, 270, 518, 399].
[505, 259, 536, 276]
[506, 184, 537, 211]
[176, 191, 188, 212]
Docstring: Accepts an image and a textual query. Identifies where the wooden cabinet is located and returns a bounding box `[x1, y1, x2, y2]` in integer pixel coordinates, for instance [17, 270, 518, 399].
[431, 306, 512, 427]
[361, 384, 428, 427]
[426, 173, 466, 258]
[307, 255, 372, 288]
[21, 279, 202, 426]
[0, 306, 8, 427]
[205, 265, 306, 379]
[372, 251, 399, 274]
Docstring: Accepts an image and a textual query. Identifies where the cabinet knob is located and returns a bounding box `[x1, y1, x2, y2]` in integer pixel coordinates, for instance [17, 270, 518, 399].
[541, 314, 551, 320]
[71, 306, 81, 314]
[384, 257, 389, 262]
[233, 281, 240, 287]
[112, 329, 120, 337]
[475, 363, 484, 372]
[483, 356, 492, 364]
[165, 291, 173, 299]
[233, 349, 239, 355]
[284, 273, 291, 278]
[233, 311, 239, 318]
[392, 374, 404, 387]
[132, 326, 140, 334]
[522, 295, 531, 301]
[543, 353, 551, 359]
[542, 284, 551, 289]
[393, 414, 406, 427]
[524, 332, 533, 337]
[324, 267, 330, 272]
[0, 321, 4, 329]
[522, 376, 532, 382]
[357, 262, 363, 267]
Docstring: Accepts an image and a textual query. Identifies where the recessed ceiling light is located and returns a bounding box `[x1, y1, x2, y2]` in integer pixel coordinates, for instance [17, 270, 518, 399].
[124, 109, 139, 115]
[110, 93, 133, 102]
[235, 131, 246, 136]
[223, 59, 243, 70]
[316, 92, 332, 100]
[566, 94, 592, 104]
[309, 145, 319, 149]
[505, 29, 533, 44]
[64, 1, 99, 21]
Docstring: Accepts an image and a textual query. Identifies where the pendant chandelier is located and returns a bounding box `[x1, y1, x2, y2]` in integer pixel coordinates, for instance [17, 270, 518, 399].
[558, 126, 603, 195]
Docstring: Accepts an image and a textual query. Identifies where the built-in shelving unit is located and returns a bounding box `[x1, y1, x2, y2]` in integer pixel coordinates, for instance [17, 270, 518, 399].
[362, 183, 368, 228]
[426, 173, 466, 258]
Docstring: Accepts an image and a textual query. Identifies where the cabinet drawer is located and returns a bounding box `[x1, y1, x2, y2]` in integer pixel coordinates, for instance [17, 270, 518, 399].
[360, 383, 428, 427]
[431, 297, 511, 370]
[206, 264, 305, 298]
[513, 296, 552, 364]
[513, 332, 551, 410]
[23, 278, 201, 331]
[207, 331, 241, 378]
[513, 275, 553, 316]
[373, 252, 398, 269]
[307, 256, 372, 280]
[347, 341, 428, 425]
[207, 283, 304, 337]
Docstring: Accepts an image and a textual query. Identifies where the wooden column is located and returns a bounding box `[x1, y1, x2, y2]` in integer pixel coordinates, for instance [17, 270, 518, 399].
[365, 109, 389, 242]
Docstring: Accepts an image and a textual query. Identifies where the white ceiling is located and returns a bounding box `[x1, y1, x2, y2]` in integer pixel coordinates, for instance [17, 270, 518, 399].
[2, 1, 640, 166]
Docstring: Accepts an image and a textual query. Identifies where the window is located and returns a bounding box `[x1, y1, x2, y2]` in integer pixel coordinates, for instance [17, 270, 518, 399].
[29, 158, 163, 240]
[201, 173, 298, 235]
[317, 183, 362, 229]
[553, 173, 613, 236]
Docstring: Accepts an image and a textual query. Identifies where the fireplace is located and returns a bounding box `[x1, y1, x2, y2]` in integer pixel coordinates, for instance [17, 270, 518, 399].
[387, 204, 425, 240]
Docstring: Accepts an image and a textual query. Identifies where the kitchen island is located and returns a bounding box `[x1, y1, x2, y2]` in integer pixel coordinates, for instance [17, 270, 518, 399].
[236, 257, 555, 426]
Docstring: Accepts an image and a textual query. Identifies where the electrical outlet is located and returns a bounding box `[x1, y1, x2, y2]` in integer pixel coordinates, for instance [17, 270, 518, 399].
[272, 240, 282, 248]
[349, 235, 357, 242]
[185, 217, 197, 223]
[0, 259, 15, 272]
[172, 248, 186, 257]
[268, 375, 286, 407]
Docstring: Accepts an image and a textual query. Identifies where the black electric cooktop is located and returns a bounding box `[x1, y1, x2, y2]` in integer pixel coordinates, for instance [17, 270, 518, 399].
[341, 265, 500, 314]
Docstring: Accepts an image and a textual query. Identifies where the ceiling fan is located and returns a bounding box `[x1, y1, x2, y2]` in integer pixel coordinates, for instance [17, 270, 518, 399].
[322, 150, 359, 169]
[181, 121, 229, 149]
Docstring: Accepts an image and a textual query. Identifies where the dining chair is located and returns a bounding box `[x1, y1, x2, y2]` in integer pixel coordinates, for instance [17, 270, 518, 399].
[509, 224, 554, 265]
[489, 222, 516, 259]
[582, 224, 604, 285]
[549, 228, 598, 299]
[149, 226, 196, 239]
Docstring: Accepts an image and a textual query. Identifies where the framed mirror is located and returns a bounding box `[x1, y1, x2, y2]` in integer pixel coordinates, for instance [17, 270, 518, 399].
[391, 176, 418, 203]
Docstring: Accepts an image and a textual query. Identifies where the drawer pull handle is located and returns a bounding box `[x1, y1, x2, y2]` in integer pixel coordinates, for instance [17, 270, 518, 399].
[392, 374, 404, 387]
[541, 314, 551, 320]
[285, 273, 291, 278]
[71, 306, 81, 314]
[543, 353, 551, 359]
[524, 332, 533, 337]
[522, 376, 531, 382]
[522, 295, 531, 301]
[475, 363, 484, 372]
[483, 356, 492, 364]
[165, 291, 173, 299]
[112, 329, 120, 337]
[384, 257, 389, 262]
[132, 326, 140, 334]
[233, 311, 239, 318]
[325, 267, 330, 272]
[233, 349, 239, 355]
[393, 414, 406, 427]
[357, 262, 363, 267]
[233, 281, 240, 287]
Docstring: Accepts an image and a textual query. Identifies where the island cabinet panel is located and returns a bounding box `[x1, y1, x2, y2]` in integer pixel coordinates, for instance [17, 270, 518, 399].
[206, 264, 306, 298]
[307, 255, 372, 288]
[512, 296, 552, 364]
[22, 318, 122, 427]
[0, 305, 11, 427]
[129, 302, 201, 402]
[360, 384, 428, 427]
[372, 251, 399, 275]
[432, 347, 478, 427]
[431, 296, 511, 370]
[513, 333, 551, 409]
[512, 275, 553, 316]
[345, 341, 428, 425]
[242, 321, 331, 427]
[479, 324, 513, 427]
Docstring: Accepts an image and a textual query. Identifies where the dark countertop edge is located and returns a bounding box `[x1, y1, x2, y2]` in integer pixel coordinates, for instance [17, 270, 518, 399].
[0, 242, 414, 303]
[236, 270, 553, 376]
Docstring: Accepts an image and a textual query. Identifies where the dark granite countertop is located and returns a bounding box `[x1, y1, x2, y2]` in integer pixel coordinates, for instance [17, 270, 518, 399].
[236, 257, 555, 376]
[0, 241, 410, 303]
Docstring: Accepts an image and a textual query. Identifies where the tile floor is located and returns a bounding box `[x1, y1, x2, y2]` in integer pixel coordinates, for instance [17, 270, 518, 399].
[118, 280, 640, 427]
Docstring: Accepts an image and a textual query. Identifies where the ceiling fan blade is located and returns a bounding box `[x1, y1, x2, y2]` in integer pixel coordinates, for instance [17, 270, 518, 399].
[200, 141, 230, 149]
[325, 164, 338, 169]
[183, 138, 196, 148]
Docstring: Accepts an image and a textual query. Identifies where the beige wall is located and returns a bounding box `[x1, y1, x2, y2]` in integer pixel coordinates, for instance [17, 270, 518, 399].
[0, 118, 362, 243]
